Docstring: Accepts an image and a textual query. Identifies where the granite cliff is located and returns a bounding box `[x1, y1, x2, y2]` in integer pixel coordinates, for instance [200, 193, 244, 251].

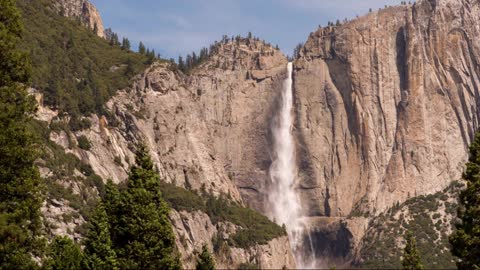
[33, 0, 480, 268]
[293, 0, 480, 266]
[53, 0, 105, 37]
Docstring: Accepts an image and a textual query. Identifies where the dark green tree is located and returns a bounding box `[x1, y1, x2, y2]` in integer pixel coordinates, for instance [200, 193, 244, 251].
[83, 204, 118, 270]
[124, 58, 135, 77]
[121, 38, 131, 51]
[44, 236, 83, 270]
[93, 23, 98, 35]
[112, 144, 181, 269]
[138, 42, 146, 54]
[0, 0, 44, 267]
[402, 231, 424, 270]
[146, 49, 156, 64]
[110, 33, 119, 47]
[178, 56, 185, 72]
[196, 244, 215, 270]
[450, 132, 480, 269]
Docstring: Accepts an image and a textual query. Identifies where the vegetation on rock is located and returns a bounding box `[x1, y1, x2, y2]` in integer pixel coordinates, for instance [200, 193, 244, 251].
[358, 181, 463, 269]
[16, 0, 158, 124]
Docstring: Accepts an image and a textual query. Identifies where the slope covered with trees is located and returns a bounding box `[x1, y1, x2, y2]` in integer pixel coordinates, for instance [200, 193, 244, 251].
[16, 0, 159, 124]
[0, 0, 44, 267]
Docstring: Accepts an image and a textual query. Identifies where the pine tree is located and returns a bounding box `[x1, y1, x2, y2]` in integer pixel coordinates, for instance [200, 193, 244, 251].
[110, 33, 119, 47]
[0, 0, 44, 267]
[83, 204, 118, 270]
[93, 23, 98, 35]
[124, 58, 135, 77]
[196, 244, 215, 270]
[450, 132, 480, 269]
[112, 144, 181, 269]
[146, 49, 156, 64]
[138, 42, 146, 54]
[402, 231, 424, 270]
[178, 56, 185, 72]
[121, 38, 131, 51]
[44, 236, 83, 270]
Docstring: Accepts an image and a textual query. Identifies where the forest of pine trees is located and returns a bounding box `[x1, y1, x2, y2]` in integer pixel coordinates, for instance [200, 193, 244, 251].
[0, 0, 44, 267]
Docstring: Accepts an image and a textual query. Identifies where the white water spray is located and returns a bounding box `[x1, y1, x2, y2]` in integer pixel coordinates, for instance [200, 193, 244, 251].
[268, 63, 315, 268]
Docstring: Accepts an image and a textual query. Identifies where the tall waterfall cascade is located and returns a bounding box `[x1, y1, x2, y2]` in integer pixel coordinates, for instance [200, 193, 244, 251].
[268, 62, 316, 268]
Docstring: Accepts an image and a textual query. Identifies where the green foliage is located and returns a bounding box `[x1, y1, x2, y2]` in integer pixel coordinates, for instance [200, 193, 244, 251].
[402, 231, 424, 270]
[16, 0, 156, 117]
[450, 132, 480, 269]
[205, 196, 286, 248]
[77, 135, 91, 150]
[138, 42, 146, 55]
[28, 120, 102, 227]
[358, 182, 462, 269]
[44, 236, 83, 270]
[196, 244, 216, 270]
[0, 0, 44, 267]
[159, 181, 206, 212]
[106, 144, 181, 269]
[121, 37, 131, 51]
[155, 180, 285, 249]
[83, 204, 118, 270]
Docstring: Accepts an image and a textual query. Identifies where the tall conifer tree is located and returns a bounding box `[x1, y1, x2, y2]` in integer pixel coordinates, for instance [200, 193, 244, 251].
[0, 0, 44, 267]
[402, 232, 424, 270]
[450, 132, 480, 269]
[83, 204, 118, 270]
[111, 144, 181, 269]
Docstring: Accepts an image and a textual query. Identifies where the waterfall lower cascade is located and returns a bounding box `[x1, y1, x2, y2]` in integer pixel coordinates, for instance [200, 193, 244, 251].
[268, 62, 315, 268]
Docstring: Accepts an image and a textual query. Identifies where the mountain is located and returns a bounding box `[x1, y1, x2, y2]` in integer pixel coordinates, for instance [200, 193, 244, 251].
[18, 0, 480, 268]
[293, 0, 480, 266]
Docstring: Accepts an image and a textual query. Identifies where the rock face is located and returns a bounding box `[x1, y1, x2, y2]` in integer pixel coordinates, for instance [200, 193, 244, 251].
[39, 0, 480, 267]
[53, 0, 105, 38]
[78, 39, 288, 209]
[293, 0, 480, 264]
[170, 210, 295, 269]
[61, 39, 293, 267]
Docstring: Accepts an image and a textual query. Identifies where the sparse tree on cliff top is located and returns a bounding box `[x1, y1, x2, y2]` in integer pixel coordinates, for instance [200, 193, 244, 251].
[138, 41, 146, 54]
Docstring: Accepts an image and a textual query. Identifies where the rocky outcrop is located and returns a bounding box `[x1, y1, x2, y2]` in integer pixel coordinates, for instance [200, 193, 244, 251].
[53, 0, 105, 38]
[75, 39, 288, 209]
[169, 210, 295, 269]
[293, 0, 480, 264]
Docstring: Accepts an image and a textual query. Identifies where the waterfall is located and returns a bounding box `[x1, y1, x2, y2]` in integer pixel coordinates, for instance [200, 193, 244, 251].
[268, 62, 315, 268]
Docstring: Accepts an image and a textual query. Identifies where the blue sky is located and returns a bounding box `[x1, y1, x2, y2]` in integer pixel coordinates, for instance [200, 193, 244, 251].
[91, 0, 404, 59]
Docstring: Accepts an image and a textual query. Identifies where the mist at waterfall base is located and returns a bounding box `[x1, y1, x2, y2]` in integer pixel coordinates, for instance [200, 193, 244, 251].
[267, 63, 317, 268]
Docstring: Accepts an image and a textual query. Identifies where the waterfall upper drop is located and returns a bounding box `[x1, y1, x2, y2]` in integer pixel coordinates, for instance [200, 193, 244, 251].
[268, 62, 311, 267]
[268, 62, 299, 227]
